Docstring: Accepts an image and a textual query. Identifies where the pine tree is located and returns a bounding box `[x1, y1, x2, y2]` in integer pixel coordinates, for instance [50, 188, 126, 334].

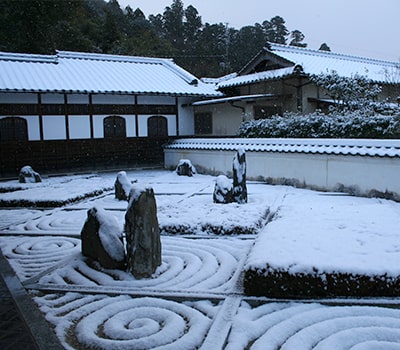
[263, 16, 289, 44]
[319, 43, 331, 51]
[289, 30, 307, 47]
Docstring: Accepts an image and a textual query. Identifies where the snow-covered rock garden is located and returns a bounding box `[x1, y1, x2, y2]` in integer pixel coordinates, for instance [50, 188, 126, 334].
[1, 168, 400, 349]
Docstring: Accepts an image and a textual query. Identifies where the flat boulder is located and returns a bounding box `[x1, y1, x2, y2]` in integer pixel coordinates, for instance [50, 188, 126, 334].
[81, 206, 125, 269]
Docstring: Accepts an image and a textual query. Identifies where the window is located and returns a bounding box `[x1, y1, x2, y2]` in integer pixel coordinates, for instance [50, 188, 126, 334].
[254, 105, 282, 120]
[194, 112, 212, 135]
[0, 117, 28, 141]
[103, 115, 126, 138]
[148, 116, 168, 137]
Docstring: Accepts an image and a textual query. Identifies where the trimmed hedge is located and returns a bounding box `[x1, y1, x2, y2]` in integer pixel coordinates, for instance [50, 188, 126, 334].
[239, 112, 400, 139]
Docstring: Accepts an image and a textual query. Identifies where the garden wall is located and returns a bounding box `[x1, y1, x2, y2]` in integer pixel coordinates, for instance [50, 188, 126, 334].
[164, 138, 400, 200]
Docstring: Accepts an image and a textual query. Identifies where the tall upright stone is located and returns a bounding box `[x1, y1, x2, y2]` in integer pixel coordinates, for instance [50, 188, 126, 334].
[232, 148, 247, 204]
[125, 185, 161, 279]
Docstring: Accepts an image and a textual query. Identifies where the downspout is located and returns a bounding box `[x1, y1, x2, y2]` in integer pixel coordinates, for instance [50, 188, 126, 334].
[229, 101, 246, 122]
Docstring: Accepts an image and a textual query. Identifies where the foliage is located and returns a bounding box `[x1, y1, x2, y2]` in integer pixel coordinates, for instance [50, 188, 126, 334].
[0, 0, 309, 77]
[311, 71, 382, 112]
[238, 111, 400, 139]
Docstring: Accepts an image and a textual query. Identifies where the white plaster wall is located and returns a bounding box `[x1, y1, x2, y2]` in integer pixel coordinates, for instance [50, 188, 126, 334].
[25, 116, 41, 140]
[137, 95, 175, 105]
[69, 116, 91, 139]
[178, 97, 195, 135]
[43, 115, 66, 140]
[164, 148, 400, 197]
[92, 94, 134, 104]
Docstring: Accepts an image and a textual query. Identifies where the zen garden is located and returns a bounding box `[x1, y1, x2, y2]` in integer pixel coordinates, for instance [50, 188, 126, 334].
[1, 0, 400, 349]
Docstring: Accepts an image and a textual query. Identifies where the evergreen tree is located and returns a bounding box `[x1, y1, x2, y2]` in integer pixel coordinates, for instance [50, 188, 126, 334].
[319, 43, 331, 51]
[163, 0, 185, 51]
[289, 30, 307, 47]
[263, 16, 289, 44]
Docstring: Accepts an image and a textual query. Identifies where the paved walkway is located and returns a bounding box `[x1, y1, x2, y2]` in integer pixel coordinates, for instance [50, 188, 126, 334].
[0, 252, 63, 350]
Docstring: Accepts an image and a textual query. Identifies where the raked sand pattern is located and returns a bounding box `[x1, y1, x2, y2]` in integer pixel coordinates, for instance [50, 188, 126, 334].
[1, 171, 400, 349]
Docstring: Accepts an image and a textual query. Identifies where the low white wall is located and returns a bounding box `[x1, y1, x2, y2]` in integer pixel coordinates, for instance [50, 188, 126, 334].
[164, 138, 400, 199]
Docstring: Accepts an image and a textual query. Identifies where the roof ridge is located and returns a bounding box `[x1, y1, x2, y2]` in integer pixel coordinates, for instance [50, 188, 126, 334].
[269, 43, 399, 67]
[0, 51, 57, 63]
[56, 50, 173, 64]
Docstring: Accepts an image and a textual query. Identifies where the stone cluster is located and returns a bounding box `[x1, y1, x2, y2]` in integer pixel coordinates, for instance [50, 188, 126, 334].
[81, 172, 162, 279]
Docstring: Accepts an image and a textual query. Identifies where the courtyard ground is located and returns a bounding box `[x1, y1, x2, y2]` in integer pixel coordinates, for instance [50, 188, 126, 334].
[0, 169, 400, 349]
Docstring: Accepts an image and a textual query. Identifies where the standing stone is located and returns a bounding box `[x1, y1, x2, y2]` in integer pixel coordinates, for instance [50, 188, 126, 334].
[233, 148, 247, 204]
[115, 171, 133, 200]
[19, 165, 42, 183]
[125, 185, 161, 279]
[213, 175, 234, 204]
[80, 207, 126, 269]
[176, 159, 196, 177]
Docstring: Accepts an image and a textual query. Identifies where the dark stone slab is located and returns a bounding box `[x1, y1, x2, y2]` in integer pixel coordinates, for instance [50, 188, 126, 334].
[125, 185, 162, 279]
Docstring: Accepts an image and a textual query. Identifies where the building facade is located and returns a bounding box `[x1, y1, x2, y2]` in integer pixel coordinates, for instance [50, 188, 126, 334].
[0, 51, 220, 176]
[193, 43, 400, 136]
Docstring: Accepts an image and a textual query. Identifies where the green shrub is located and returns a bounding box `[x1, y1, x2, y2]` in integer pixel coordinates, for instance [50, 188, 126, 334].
[238, 112, 400, 139]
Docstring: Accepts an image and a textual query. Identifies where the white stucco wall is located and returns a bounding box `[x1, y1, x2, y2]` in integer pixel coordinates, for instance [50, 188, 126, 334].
[164, 147, 400, 198]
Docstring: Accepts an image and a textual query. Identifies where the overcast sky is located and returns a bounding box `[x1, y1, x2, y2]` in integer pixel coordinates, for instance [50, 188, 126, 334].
[117, 0, 400, 62]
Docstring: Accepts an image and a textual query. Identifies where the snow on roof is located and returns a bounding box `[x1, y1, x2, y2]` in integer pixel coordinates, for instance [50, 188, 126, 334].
[0, 51, 220, 97]
[165, 138, 400, 158]
[219, 43, 400, 88]
[192, 94, 277, 106]
[218, 67, 294, 88]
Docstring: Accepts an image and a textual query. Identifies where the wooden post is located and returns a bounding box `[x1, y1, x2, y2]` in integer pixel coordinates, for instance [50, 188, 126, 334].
[37, 93, 43, 141]
[175, 97, 179, 136]
[64, 94, 70, 140]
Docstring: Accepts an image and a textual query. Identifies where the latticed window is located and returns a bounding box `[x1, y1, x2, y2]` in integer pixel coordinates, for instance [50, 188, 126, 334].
[0, 117, 28, 141]
[103, 115, 126, 138]
[148, 116, 168, 137]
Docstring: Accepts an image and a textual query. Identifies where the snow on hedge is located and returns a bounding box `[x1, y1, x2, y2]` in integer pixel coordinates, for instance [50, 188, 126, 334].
[239, 112, 400, 139]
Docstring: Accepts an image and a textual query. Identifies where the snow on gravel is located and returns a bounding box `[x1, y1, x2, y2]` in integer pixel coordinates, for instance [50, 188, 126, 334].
[1, 169, 400, 349]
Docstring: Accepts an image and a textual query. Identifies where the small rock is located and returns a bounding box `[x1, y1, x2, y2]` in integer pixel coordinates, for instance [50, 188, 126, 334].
[213, 175, 234, 204]
[176, 159, 196, 177]
[115, 171, 133, 200]
[19, 165, 41, 183]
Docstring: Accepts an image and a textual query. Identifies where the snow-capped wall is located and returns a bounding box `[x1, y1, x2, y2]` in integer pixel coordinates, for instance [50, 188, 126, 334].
[164, 138, 400, 199]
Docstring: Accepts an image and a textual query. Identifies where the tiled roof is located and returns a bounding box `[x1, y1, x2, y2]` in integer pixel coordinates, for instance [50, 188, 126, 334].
[218, 43, 400, 88]
[0, 51, 220, 96]
[165, 138, 400, 158]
